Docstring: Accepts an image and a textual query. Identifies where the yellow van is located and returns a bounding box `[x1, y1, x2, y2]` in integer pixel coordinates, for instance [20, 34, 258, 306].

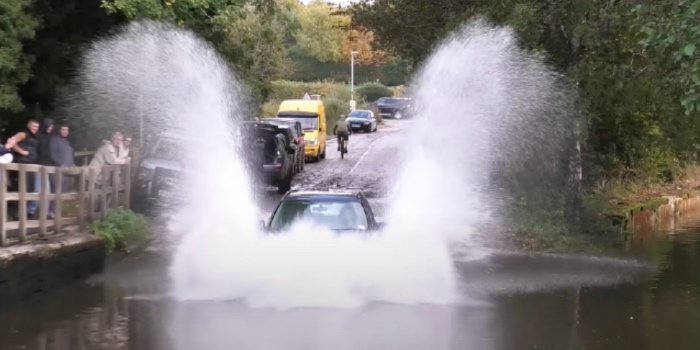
[277, 99, 327, 161]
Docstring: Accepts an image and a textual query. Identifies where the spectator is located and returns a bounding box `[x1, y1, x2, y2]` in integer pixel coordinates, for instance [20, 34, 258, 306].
[116, 136, 131, 164]
[0, 137, 15, 163]
[30, 119, 55, 218]
[47, 125, 74, 219]
[89, 132, 126, 209]
[11, 120, 40, 218]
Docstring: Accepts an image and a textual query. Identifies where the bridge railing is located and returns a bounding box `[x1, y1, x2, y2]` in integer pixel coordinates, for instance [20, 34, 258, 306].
[0, 163, 131, 247]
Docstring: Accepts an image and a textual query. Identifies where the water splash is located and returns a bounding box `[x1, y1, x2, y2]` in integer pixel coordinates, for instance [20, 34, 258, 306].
[385, 18, 573, 253]
[65, 18, 572, 309]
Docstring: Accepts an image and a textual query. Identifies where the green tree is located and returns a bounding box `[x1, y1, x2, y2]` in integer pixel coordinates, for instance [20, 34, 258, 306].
[101, 0, 287, 102]
[293, 0, 349, 63]
[636, 1, 700, 116]
[0, 0, 38, 113]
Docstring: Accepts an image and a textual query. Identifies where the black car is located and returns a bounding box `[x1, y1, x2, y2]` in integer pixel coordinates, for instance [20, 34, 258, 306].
[260, 189, 384, 233]
[241, 122, 298, 194]
[373, 97, 412, 120]
[259, 118, 305, 173]
[133, 131, 189, 209]
[346, 109, 378, 132]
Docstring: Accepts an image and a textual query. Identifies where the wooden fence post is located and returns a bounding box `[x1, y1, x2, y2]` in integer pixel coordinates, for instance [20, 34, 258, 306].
[124, 163, 131, 209]
[54, 169, 63, 234]
[78, 167, 86, 229]
[100, 167, 108, 219]
[113, 166, 120, 209]
[39, 166, 49, 237]
[18, 165, 27, 242]
[88, 167, 97, 221]
[0, 166, 6, 247]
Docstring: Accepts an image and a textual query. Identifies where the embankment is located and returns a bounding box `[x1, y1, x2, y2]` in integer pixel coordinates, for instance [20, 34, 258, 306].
[0, 232, 105, 305]
[610, 192, 700, 234]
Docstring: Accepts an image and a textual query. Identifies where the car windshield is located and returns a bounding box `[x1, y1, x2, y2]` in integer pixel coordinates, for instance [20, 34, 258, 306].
[269, 199, 369, 231]
[151, 139, 181, 162]
[378, 98, 408, 106]
[349, 111, 371, 119]
[278, 115, 318, 130]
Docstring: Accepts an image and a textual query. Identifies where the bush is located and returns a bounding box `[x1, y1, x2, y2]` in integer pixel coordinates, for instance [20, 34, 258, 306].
[356, 83, 393, 103]
[323, 98, 350, 135]
[89, 208, 149, 253]
[269, 80, 351, 101]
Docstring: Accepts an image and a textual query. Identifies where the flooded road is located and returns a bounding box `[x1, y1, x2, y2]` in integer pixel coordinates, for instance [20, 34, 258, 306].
[1, 121, 698, 350]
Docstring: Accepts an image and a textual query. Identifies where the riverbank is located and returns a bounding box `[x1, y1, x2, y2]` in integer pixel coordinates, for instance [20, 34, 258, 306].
[0, 231, 105, 305]
[507, 165, 700, 253]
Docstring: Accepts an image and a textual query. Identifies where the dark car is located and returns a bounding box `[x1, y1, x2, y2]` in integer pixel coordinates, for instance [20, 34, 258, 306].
[133, 131, 190, 209]
[241, 121, 297, 194]
[260, 189, 384, 233]
[373, 97, 412, 120]
[346, 109, 378, 133]
[260, 117, 305, 173]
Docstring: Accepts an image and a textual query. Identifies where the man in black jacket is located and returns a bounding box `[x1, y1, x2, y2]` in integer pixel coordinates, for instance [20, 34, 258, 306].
[10, 119, 41, 217]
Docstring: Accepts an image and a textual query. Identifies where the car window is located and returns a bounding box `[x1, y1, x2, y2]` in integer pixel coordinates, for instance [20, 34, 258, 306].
[349, 111, 371, 119]
[269, 199, 369, 231]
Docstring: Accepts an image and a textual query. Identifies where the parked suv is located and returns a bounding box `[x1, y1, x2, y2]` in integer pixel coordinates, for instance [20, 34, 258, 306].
[260, 118, 305, 173]
[133, 131, 189, 209]
[373, 97, 412, 120]
[241, 122, 297, 194]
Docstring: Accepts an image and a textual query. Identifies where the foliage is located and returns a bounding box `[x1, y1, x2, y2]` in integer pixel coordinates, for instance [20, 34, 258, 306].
[269, 80, 351, 101]
[0, 0, 38, 113]
[293, 0, 349, 63]
[339, 28, 388, 65]
[322, 97, 349, 135]
[355, 83, 393, 102]
[101, 0, 285, 103]
[635, 1, 700, 116]
[89, 208, 148, 253]
[380, 56, 411, 86]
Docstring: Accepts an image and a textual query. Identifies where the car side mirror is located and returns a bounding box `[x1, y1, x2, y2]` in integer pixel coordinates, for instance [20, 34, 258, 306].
[258, 220, 267, 231]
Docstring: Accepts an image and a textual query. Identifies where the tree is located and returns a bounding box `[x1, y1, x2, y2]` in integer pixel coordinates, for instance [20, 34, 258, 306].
[101, 0, 287, 102]
[0, 0, 38, 114]
[636, 1, 700, 116]
[293, 0, 349, 63]
[339, 28, 389, 65]
[211, 4, 289, 102]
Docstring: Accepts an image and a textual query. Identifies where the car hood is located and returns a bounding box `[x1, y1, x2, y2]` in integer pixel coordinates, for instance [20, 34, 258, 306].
[303, 130, 319, 141]
[139, 157, 183, 172]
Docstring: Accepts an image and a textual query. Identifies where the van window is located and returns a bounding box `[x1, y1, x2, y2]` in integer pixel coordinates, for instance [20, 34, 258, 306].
[278, 112, 319, 130]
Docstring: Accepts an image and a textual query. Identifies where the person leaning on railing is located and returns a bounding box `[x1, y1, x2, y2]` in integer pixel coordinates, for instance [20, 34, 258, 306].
[88, 132, 128, 210]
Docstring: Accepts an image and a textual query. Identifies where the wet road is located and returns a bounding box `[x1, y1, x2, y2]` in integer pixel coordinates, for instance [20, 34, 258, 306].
[1, 120, 699, 350]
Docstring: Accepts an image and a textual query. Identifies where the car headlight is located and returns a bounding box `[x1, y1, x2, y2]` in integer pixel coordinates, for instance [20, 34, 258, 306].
[363, 121, 370, 125]
[138, 167, 153, 181]
[309, 138, 318, 145]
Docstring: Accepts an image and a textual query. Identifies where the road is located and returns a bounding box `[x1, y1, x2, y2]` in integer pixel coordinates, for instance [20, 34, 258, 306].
[1, 120, 694, 350]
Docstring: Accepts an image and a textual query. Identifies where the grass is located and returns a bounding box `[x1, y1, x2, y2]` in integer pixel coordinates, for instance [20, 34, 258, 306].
[89, 208, 149, 254]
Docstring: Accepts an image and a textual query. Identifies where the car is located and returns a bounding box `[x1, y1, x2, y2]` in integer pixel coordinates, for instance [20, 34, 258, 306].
[277, 99, 328, 162]
[132, 130, 193, 209]
[346, 109, 378, 132]
[259, 117, 305, 173]
[372, 97, 412, 120]
[241, 121, 298, 194]
[260, 189, 384, 233]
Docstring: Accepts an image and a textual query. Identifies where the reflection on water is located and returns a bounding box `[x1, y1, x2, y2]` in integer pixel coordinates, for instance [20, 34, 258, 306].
[0, 214, 699, 350]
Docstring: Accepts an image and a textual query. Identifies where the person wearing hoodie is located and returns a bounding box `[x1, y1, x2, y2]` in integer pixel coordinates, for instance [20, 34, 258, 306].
[46, 125, 74, 218]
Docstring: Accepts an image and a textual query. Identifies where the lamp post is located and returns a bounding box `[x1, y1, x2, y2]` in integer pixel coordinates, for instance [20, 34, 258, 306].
[350, 50, 358, 111]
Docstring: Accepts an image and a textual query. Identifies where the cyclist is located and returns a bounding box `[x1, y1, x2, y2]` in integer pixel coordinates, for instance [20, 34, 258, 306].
[333, 115, 351, 153]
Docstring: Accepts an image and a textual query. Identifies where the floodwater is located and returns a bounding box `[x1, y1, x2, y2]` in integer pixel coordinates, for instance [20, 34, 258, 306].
[1, 127, 698, 350]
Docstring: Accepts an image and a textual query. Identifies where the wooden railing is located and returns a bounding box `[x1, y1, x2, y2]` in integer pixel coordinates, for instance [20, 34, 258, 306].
[0, 163, 131, 247]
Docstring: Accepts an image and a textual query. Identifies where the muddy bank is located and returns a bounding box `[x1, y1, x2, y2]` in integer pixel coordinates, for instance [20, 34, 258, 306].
[0, 233, 105, 305]
[611, 194, 700, 233]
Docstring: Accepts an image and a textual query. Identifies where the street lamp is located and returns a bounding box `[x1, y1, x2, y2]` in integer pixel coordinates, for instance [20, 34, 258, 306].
[350, 50, 358, 111]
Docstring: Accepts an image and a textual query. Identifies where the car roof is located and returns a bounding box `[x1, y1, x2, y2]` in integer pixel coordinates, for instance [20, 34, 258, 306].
[284, 189, 363, 201]
[349, 109, 372, 113]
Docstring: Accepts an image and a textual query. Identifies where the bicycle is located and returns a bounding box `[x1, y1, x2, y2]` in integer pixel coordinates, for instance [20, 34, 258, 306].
[339, 136, 347, 159]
